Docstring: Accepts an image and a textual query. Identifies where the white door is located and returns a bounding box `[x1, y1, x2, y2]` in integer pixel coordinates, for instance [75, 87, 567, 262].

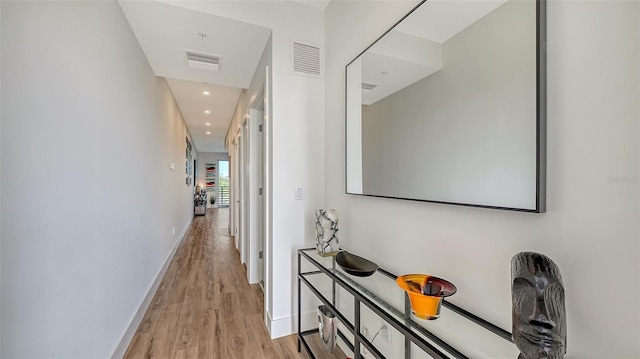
[258, 108, 265, 288]
[234, 130, 241, 248]
[261, 66, 271, 328]
[242, 120, 250, 264]
[247, 107, 264, 285]
[229, 152, 234, 235]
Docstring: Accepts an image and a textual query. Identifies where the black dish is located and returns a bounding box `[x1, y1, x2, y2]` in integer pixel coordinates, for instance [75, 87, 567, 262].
[335, 251, 379, 277]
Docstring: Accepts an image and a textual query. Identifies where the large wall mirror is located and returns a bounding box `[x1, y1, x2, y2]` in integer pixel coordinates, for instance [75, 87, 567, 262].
[346, 0, 546, 212]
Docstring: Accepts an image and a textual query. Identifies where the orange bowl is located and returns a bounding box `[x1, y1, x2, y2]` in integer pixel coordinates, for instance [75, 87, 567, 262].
[396, 274, 456, 320]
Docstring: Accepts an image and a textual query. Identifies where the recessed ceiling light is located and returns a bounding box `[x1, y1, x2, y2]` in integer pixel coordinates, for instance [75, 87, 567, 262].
[206, 131, 211, 134]
[203, 91, 210, 95]
[204, 110, 210, 114]
[205, 123, 211, 126]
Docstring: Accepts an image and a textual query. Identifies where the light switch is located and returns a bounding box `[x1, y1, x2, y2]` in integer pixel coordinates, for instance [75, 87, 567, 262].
[169, 162, 175, 170]
[295, 186, 303, 200]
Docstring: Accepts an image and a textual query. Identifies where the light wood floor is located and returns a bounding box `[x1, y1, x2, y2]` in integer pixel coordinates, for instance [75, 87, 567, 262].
[123, 208, 343, 359]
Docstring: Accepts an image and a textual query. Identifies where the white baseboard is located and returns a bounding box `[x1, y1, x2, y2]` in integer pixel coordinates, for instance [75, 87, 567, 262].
[267, 310, 317, 339]
[267, 311, 294, 339]
[110, 218, 192, 359]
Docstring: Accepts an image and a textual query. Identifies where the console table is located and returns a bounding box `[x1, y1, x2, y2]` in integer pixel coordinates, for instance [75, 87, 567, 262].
[194, 192, 207, 216]
[297, 248, 520, 359]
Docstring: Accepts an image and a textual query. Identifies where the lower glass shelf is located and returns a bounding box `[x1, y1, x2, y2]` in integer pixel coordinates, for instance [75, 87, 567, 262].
[299, 328, 351, 359]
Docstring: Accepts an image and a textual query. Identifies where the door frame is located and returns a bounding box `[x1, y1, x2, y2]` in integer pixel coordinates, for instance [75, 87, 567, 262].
[246, 84, 265, 285]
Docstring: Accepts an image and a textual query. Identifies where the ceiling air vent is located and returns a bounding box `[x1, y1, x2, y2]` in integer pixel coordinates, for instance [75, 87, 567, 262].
[292, 41, 321, 78]
[185, 50, 221, 72]
[361, 82, 378, 93]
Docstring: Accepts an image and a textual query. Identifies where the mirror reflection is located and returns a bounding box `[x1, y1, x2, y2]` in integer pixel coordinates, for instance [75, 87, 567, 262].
[346, 0, 545, 212]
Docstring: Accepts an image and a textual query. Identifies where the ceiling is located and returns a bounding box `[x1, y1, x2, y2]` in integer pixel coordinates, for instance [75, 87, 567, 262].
[166, 78, 243, 153]
[119, 0, 271, 153]
[361, 0, 508, 106]
[119, 0, 502, 151]
[363, 30, 442, 105]
[395, 0, 508, 43]
[293, 0, 331, 10]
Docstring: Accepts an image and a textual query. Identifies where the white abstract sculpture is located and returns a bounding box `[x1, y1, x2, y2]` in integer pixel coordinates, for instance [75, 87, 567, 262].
[315, 209, 339, 256]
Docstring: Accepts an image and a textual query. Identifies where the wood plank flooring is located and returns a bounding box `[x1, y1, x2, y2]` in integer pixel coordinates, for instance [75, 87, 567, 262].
[123, 208, 344, 359]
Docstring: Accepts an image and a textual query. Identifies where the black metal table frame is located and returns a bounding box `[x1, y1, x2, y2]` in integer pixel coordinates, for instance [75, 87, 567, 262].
[297, 248, 512, 359]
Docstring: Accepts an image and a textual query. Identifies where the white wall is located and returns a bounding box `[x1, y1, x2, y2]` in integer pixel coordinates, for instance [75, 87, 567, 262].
[166, 1, 325, 337]
[326, 0, 639, 358]
[195, 151, 229, 208]
[1, 1, 195, 357]
[0, 3, 3, 355]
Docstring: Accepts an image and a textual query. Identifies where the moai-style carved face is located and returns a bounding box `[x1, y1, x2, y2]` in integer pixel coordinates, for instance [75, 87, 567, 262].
[511, 252, 566, 359]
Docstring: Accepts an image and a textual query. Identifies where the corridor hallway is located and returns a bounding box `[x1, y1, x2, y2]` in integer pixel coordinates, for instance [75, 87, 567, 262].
[123, 208, 301, 358]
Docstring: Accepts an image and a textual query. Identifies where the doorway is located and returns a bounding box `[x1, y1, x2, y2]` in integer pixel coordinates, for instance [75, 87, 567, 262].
[218, 160, 230, 207]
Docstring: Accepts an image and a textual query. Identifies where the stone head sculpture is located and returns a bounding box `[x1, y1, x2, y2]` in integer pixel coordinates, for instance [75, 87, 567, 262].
[511, 252, 566, 359]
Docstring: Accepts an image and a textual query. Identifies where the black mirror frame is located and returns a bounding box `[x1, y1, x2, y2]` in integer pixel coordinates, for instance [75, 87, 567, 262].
[344, 0, 546, 213]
